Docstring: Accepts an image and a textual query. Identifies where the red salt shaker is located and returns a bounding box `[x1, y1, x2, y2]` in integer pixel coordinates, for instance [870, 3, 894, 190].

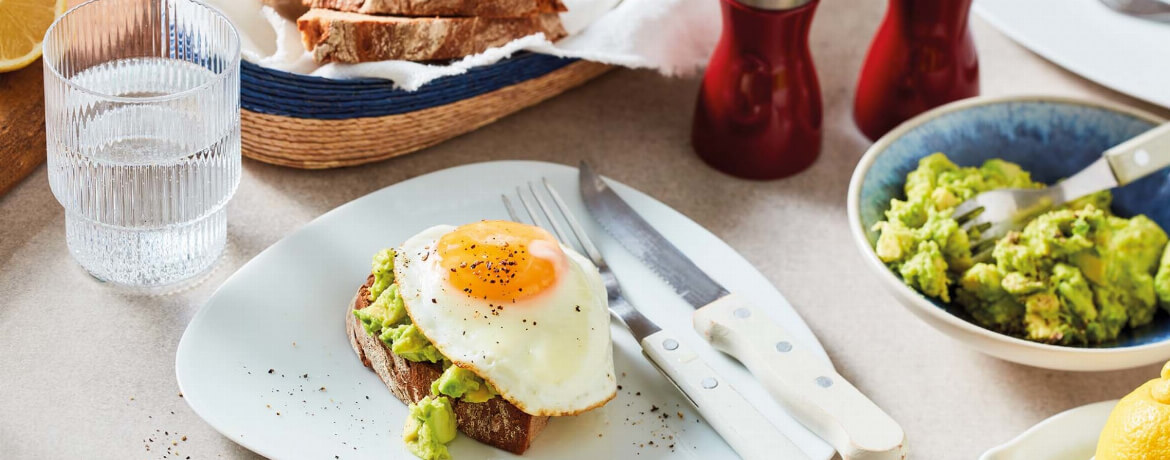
[853, 0, 979, 140]
[691, 0, 822, 180]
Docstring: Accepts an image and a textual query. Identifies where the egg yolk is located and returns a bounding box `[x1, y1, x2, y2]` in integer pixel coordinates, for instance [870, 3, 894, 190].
[438, 221, 565, 303]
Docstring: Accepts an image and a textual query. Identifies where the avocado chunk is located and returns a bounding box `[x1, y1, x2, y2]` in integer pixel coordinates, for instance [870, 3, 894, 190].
[403, 396, 457, 460]
[899, 241, 951, 302]
[385, 324, 444, 363]
[432, 365, 498, 403]
[354, 283, 409, 336]
[370, 248, 396, 301]
[955, 263, 1023, 332]
[1158, 244, 1170, 310]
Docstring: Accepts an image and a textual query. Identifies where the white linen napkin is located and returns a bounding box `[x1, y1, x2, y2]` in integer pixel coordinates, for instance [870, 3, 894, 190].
[206, 0, 720, 90]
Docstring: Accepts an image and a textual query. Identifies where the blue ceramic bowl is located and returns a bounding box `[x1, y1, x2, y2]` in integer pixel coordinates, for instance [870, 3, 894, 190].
[847, 96, 1170, 370]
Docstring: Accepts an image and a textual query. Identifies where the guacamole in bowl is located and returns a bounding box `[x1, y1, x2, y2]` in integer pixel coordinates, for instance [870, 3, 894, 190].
[847, 96, 1170, 371]
[872, 153, 1170, 345]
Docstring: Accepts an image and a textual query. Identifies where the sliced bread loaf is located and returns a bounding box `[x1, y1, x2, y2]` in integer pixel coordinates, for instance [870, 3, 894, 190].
[298, 9, 567, 63]
[304, 0, 566, 18]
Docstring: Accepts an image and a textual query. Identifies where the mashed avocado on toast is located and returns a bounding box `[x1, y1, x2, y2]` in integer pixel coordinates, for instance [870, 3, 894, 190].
[432, 365, 499, 404]
[353, 249, 507, 459]
[404, 396, 457, 460]
[874, 153, 1170, 345]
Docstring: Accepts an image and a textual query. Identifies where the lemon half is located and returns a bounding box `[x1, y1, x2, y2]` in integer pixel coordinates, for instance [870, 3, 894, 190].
[0, 0, 67, 73]
[1096, 361, 1170, 460]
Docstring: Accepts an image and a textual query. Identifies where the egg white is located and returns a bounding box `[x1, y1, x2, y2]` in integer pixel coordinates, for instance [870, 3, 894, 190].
[394, 225, 617, 416]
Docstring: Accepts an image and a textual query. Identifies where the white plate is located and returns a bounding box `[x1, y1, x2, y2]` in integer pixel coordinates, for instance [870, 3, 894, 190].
[976, 0, 1170, 109]
[979, 400, 1115, 460]
[175, 161, 835, 460]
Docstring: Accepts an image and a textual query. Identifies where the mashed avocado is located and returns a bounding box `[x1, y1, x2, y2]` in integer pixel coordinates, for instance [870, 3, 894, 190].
[357, 248, 508, 459]
[1159, 245, 1170, 309]
[355, 283, 408, 336]
[432, 365, 498, 403]
[386, 324, 445, 363]
[404, 396, 457, 460]
[355, 249, 443, 363]
[370, 248, 396, 301]
[874, 153, 1170, 345]
[873, 154, 1038, 299]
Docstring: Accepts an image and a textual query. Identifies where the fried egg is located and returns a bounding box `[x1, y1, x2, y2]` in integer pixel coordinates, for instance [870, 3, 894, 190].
[394, 221, 617, 416]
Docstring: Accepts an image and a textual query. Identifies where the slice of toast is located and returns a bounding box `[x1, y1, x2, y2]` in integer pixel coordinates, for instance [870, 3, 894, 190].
[347, 275, 550, 454]
[297, 9, 568, 63]
[262, 0, 310, 20]
[304, 0, 566, 18]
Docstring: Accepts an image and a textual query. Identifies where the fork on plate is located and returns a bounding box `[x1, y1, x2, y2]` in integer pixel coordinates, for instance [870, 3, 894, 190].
[954, 122, 1170, 259]
[1099, 0, 1170, 22]
[502, 179, 812, 460]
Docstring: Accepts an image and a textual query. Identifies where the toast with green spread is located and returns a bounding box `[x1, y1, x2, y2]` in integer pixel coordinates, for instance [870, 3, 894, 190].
[347, 274, 550, 455]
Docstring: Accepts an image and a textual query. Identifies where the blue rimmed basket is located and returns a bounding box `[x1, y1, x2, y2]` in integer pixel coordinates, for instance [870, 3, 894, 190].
[240, 53, 611, 168]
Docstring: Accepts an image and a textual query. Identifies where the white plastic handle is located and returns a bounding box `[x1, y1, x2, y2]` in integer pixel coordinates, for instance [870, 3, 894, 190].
[1105, 122, 1170, 186]
[693, 293, 907, 460]
[641, 329, 811, 460]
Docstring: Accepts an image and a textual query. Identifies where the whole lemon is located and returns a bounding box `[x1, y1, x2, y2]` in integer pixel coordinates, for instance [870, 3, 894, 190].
[1096, 361, 1170, 460]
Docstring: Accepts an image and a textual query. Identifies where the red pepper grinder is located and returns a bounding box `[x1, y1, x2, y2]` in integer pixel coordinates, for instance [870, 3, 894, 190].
[691, 0, 822, 180]
[853, 0, 979, 140]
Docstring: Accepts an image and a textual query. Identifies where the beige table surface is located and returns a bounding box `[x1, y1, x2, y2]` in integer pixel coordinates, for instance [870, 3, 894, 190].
[3, 2, 1170, 459]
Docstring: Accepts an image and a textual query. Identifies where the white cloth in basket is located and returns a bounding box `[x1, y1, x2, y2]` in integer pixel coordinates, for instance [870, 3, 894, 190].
[208, 0, 720, 90]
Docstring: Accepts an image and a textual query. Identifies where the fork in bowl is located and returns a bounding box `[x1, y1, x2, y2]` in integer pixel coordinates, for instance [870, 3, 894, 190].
[954, 122, 1170, 259]
[502, 179, 812, 460]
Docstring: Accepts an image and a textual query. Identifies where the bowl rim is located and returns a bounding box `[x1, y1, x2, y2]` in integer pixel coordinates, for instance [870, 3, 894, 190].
[847, 94, 1168, 356]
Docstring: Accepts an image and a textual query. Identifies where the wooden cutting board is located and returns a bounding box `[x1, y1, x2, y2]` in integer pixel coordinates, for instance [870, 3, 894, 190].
[0, 0, 83, 198]
[0, 62, 48, 198]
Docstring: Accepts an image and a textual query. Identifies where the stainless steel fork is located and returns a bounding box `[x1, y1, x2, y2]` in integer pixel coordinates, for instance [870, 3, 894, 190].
[502, 179, 811, 460]
[1100, 0, 1170, 22]
[954, 122, 1170, 259]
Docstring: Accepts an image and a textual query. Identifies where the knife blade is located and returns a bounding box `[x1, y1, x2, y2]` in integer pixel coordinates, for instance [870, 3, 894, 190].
[579, 161, 907, 460]
[578, 161, 729, 307]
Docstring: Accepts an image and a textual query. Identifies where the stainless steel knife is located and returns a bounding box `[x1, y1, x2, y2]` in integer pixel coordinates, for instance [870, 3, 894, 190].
[579, 161, 907, 460]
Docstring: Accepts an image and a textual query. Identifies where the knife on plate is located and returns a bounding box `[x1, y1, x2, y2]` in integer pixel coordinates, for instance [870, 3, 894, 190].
[578, 161, 907, 460]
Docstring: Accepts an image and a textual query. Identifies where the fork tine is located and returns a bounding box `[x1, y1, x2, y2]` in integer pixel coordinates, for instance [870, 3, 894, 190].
[528, 182, 573, 246]
[953, 205, 983, 226]
[969, 221, 992, 235]
[970, 238, 996, 257]
[516, 186, 544, 229]
[541, 178, 606, 267]
[514, 185, 573, 252]
[502, 194, 522, 222]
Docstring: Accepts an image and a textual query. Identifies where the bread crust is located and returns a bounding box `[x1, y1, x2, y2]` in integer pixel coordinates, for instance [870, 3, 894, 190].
[304, 0, 566, 18]
[297, 9, 568, 63]
[347, 275, 549, 454]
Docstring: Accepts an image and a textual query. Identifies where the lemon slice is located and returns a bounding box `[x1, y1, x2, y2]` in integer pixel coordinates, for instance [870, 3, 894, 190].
[0, 0, 67, 73]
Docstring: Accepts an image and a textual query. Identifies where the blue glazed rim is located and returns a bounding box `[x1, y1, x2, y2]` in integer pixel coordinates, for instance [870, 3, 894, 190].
[240, 52, 579, 120]
[848, 95, 1170, 358]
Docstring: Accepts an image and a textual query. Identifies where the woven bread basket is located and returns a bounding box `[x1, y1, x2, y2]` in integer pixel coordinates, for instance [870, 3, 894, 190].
[240, 53, 611, 169]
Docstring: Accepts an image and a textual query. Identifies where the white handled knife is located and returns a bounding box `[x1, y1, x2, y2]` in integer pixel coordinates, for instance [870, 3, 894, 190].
[578, 161, 907, 460]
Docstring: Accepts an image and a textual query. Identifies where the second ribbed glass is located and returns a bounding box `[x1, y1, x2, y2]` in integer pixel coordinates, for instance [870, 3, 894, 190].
[42, 0, 241, 293]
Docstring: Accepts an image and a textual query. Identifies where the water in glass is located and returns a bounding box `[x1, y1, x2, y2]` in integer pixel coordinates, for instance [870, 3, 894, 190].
[42, 0, 241, 293]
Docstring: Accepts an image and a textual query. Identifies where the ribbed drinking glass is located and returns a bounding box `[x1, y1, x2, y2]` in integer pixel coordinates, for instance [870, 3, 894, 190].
[42, 0, 241, 293]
